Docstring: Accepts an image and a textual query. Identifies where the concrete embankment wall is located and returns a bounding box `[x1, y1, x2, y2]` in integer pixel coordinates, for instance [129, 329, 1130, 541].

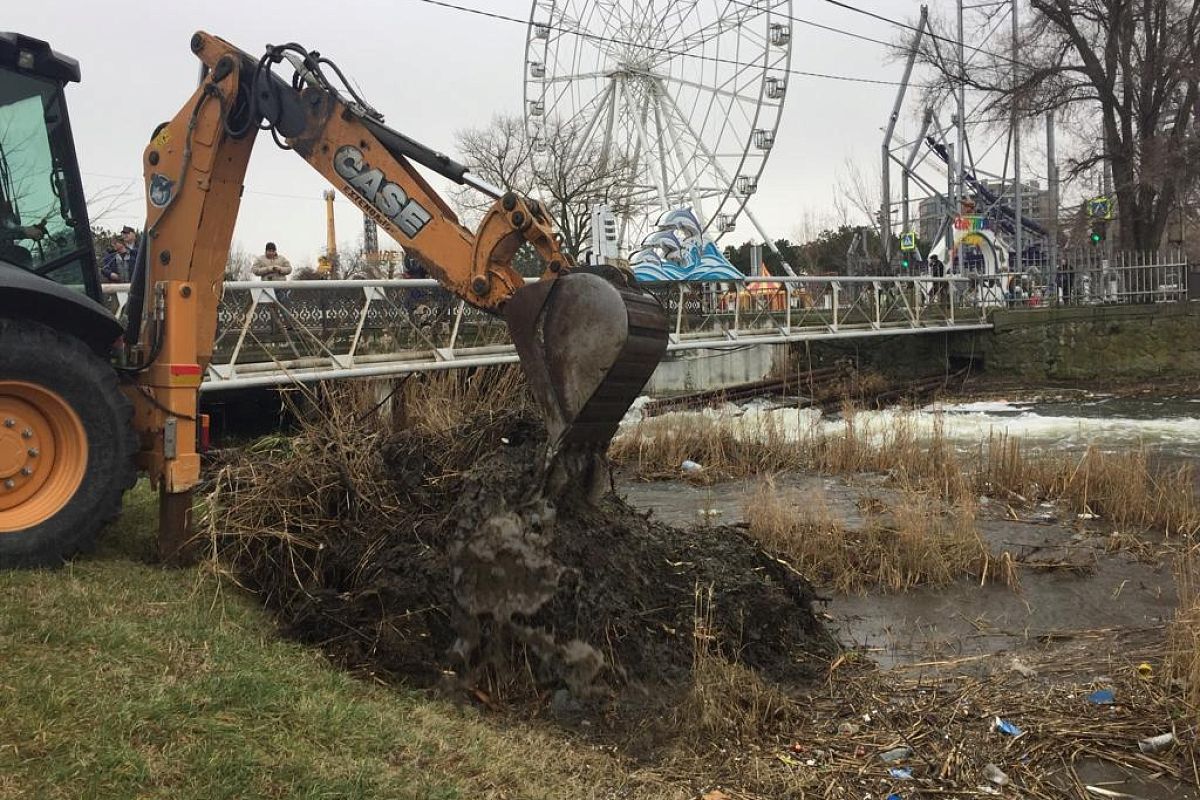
[786, 332, 957, 379]
[954, 302, 1200, 380]
[645, 345, 789, 394]
[785, 303, 1200, 383]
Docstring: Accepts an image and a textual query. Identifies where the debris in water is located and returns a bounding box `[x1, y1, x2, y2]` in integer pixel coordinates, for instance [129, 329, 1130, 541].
[1087, 688, 1115, 705]
[880, 746, 912, 762]
[994, 718, 1023, 737]
[983, 763, 1010, 786]
[1138, 731, 1176, 753]
[1009, 657, 1038, 678]
[888, 767, 913, 780]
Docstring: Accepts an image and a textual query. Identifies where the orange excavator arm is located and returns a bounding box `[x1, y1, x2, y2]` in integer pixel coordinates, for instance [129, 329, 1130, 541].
[124, 32, 666, 559]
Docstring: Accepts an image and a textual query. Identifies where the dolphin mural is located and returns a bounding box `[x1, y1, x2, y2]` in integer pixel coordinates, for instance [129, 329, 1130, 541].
[630, 207, 745, 282]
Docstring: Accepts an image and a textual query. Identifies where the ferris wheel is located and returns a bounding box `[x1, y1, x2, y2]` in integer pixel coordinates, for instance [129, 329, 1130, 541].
[523, 0, 794, 268]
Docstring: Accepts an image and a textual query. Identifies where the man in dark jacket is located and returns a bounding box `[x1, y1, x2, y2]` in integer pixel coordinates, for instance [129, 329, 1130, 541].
[100, 236, 132, 283]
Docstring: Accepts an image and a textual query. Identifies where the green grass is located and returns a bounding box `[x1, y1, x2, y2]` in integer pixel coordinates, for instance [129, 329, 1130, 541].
[0, 484, 640, 800]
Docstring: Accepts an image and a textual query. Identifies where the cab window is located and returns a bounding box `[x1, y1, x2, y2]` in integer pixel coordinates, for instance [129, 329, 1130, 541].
[0, 69, 89, 278]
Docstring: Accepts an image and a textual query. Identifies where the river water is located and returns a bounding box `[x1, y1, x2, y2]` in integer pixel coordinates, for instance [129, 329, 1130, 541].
[923, 394, 1200, 458]
[629, 392, 1200, 459]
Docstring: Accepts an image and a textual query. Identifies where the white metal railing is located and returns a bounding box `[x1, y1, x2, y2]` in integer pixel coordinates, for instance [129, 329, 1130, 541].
[916, 250, 1189, 309]
[998, 256, 1187, 308]
[100, 275, 991, 391]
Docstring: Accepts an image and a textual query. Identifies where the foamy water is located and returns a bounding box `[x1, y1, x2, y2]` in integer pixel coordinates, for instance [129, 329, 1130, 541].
[626, 395, 1200, 458]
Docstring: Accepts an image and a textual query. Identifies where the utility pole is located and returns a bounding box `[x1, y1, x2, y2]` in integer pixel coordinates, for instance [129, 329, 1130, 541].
[946, 142, 956, 261]
[323, 190, 337, 275]
[1047, 111, 1058, 290]
[1011, 0, 1022, 276]
[881, 6, 928, 270]
[956, 0, 966, 273]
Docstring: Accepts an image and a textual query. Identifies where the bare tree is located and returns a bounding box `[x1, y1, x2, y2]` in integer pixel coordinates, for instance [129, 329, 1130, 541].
[837, 159, 883, 233]
[225, 241, 253, 281]
[835, 159, 893, 271]
[85, 182, 137, 228]
[919, 0, 1200, 250]
[454, 114, 635, 262]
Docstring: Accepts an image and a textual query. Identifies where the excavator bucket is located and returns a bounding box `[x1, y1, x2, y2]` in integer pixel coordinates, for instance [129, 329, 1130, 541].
[505, 268, 668, 465]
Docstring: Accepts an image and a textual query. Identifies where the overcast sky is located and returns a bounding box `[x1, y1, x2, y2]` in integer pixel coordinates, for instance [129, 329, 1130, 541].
[8, 0, 1050, 265]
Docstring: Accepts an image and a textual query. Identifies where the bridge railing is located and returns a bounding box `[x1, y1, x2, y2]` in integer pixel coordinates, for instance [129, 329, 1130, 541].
[100, 275, 988, 390]
[639, 274, 985, 344]
[937, 250, 1189, 308]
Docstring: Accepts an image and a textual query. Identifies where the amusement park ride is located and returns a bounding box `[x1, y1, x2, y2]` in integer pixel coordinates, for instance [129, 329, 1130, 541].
[523, 0, 797, 277]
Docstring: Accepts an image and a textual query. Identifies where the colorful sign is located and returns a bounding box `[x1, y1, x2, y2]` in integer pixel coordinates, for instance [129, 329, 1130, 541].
[952, 215, 991, 245]
[1088, 196, 1113, 220]
[899, 231, 917, 252]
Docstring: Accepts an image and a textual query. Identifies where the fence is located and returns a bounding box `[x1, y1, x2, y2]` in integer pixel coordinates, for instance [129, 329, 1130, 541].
[101, 274, 990, 390]
[901, 249, 1189, 309]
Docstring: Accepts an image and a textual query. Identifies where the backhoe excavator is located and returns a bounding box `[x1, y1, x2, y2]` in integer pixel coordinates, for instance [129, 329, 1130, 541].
[0, 31, 668, 568]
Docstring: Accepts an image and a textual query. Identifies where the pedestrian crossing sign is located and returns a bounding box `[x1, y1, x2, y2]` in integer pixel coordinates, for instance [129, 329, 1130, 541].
[1088, 196, 1112, 220]
[899, 231, 917, 251]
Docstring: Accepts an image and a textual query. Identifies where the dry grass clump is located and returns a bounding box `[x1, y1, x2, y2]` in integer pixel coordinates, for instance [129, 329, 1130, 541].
[676, 585, 798, 739]
[402, 364, 530, 435]
[1168, 545, 1200, 719]
[610, 413, 806, 479]
[977, 435, 1200, 536]
[743, 480, 999, 593]
[815, 409, 973, 501]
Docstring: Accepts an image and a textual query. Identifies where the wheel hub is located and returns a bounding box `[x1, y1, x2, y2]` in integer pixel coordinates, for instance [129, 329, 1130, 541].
[0, 423, 26, 479]
[0, 382, 85, 532]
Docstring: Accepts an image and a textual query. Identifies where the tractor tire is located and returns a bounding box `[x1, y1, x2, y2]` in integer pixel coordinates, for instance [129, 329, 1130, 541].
[0, 317, 136, 568]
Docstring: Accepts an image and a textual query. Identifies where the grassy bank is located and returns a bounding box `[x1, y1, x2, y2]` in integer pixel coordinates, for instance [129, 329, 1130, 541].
[0, 484, 641, 800]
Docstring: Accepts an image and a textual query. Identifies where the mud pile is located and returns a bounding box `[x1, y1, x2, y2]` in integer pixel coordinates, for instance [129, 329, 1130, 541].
[206, 400, 832, 701]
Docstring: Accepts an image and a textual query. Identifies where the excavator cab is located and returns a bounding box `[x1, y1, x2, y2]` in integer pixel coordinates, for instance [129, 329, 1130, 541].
[0, 33, 135, 568]
[0, 33, 100, 303]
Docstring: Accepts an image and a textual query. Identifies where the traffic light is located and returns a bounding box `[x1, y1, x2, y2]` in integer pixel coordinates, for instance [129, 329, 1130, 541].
[1090, 220, 1107, 245]
[900, 255, 911, 269]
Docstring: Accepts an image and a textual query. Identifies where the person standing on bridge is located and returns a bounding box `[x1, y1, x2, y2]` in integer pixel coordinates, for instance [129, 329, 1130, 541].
[928, 253, 947, 304]
[252, 242, 292, 281]
[100, 236, 132, 283]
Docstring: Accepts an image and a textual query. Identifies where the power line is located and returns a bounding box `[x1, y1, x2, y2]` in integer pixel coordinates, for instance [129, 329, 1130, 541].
[823, 0, 1039, 72]
[409, 0, 932, 88]
[83, 171, 326, 203]
[727, 0, 901, 52]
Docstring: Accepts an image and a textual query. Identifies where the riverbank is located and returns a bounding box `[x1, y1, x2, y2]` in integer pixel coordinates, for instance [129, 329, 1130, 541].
[6, 371, 1200, 799]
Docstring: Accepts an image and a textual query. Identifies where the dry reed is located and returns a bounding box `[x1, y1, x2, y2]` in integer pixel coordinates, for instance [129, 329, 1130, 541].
[676, 584, 798, 738]
[1168, 544, 1200, 721]
[744, 480, 998, 593]
[613, 408, 1200, 537]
